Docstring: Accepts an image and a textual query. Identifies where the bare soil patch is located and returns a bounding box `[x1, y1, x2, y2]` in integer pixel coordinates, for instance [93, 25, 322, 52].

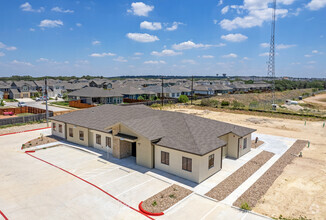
[22, 135, 62, 149]
[206, 151, 274, 201]
[233, 140, 308, 208]
[142, 184, 192, 213]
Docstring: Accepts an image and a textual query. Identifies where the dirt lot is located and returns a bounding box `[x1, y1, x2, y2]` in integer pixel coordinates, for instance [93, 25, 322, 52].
[303, 92, 326, 109]
[165, 105, 326, 219]
[0, 122, 48, 135]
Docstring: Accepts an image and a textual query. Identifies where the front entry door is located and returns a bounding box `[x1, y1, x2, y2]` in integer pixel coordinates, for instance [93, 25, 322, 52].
[131, 142, 136, 157]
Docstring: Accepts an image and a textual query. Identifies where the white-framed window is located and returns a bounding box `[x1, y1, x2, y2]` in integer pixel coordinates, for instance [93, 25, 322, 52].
[96, 134, 101, 145]
[243, 138, 248, 149]
[208, 154, 214, 169]
[79, 131, 84, 141]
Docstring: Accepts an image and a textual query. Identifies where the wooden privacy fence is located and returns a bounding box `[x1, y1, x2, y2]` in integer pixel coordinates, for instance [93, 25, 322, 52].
[0, 112, 54, 126]
[69, 100, 95, 108]
[0, 106, 53, 115]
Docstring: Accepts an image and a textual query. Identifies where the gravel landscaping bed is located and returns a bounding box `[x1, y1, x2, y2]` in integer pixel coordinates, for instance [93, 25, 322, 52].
[0, 123, 48, 135]
[22, 135, 62, 149]
[206, 151, 274, 201]
[142, 184, 192, 213]
[233, 140, 308, 208]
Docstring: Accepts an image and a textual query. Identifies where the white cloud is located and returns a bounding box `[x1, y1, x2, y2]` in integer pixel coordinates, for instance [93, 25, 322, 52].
[29, 28, 35, 32]
[134, 52, 143, 56]
[308, 60, 316, 64]
[151, 49, 182, 56]
[182, 59, 196, 64]
[276, 44, 296, 49]
[39, 19, 63, 28]
[218, 0, 223, 6]
[304, 54, 313, 57]
[221, 6, 229, 14]
[259, 52, 270, 57]
[219, 0, 293, 30]
[0, 42, 17, 51]
[126, 33, 159, 43]
[0, 52, 5, 57]
[114, 56, 127, 62]
[128, 2, 154, 16]
[11, 60, 33, 66]
[76, 23, 82, 27]
[213, 19, 218, 24]
[306, 0, 326, 10]
[202, 55, 214, 59]
[92, 40, 101, 45]
[37, 58, 49, 62]
[312, 50, 319, 54]
[166, 22, 183, 31]
[75, 60, 89, 66]
[222, 53, 238, 58]
[20, 2, 44, 13]
[6, 46, 17, 51]
[261, 42, 296, 49]
[243, 57, 250, 60]
[140, 21, 162, 30]
[144, 60, 166, 64]
[221, 33, 248, 42]
[51, 7, 74, 13]
[172, 40, 225, 50]
[90, 52, 116, 57]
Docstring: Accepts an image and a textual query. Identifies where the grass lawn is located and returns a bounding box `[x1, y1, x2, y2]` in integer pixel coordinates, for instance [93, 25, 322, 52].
[51, 101, 70, 107]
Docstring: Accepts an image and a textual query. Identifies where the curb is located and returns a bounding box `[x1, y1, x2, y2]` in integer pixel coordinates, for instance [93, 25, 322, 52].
[0, 127, 51, 137]
[0, 210, 8, 220]
[24, 151, 154, 220]
[138, 201, 164, 216]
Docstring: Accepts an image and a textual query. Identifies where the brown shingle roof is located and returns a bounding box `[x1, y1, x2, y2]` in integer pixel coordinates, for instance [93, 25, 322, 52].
[52, 105, 255, 155]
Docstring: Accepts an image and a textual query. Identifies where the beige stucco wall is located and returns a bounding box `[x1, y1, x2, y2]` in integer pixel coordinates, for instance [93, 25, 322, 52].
[219, 133, 240, 159]
[198, 148, 222, 183]
[154, 145, 222, 183]
[238, 134, 251, 157]
[119, 124, 153, 168]
[66, 123, 89, 146]
[89, 130, 113, 154]
[51, 120, 66, 139]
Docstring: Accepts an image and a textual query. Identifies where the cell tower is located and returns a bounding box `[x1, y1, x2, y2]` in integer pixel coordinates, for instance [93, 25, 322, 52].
[267, 0, 276, 107]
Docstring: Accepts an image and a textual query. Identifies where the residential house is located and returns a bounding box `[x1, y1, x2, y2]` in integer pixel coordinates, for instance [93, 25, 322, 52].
[34, 79, 65, 98]
[9, 81, 38, 99]
[51, 105, 255, 183]
[68, 87, 123, 105]
[112, 86, 156, 100]
[89, 79, 113, 89]
[144, 85, 191, 98]
[193, 85, 215, 96]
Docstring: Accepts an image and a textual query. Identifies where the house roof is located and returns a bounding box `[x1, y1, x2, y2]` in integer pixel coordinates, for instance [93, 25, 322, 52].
[52, 105, 255, 156]
[68, 87, 123, 98]
[112, 86, 155, 95]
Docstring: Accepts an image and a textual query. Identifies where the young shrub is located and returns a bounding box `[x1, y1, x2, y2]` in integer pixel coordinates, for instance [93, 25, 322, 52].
[221, 100, 230, 107]
[240, 202, 251, 211]
[178, 95, 189, 103]
[169, 194, 176, 198]
[137, 96, 145, 101]
[151, 201, 157, 207]
[232, 100, 245, 109]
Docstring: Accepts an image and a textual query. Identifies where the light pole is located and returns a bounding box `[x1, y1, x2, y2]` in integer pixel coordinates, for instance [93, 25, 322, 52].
[45, 78, 49, 127]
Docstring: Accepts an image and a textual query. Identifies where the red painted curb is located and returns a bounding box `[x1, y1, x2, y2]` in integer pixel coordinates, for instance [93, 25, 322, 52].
[24, 150, 35, 153]
[138, 201, 164, 216]
[0, 210, 8, 220]
[0, 127, 51, 137]
[24, 152, 154, 220]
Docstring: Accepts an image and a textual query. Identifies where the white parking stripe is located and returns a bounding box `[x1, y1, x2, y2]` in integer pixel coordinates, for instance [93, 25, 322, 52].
[115, 179, 154, 197]
[99, 171, 136, 188]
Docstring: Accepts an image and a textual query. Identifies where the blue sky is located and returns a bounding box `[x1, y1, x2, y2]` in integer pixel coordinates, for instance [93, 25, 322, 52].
[0, 0, 325, 77]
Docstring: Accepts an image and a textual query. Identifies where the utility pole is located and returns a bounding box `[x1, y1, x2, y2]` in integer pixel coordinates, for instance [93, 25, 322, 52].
[161, 76, 164, 107]
[267, 0, 277, 108]
[45, 77, 49, 127]
[191, 76, 194, 105]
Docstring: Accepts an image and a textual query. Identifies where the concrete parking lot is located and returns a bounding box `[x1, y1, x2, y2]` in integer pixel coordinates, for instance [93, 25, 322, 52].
[0, 129, 279, 219]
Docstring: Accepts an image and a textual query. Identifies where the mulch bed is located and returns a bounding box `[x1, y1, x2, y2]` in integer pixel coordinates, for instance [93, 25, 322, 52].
[22, 135, 63, 149]
[233, 140, 308, 208]
[206, 151, 274, 201]
[251, 140, 265, 148]
[142, 184, 192, 213]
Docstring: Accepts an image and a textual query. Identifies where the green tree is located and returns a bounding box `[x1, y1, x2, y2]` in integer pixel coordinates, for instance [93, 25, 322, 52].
[178, 95, 189, 103]
[0, 99, 4, 106]
[137, 96, 145, 101]
[221, 100, 230, 106]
